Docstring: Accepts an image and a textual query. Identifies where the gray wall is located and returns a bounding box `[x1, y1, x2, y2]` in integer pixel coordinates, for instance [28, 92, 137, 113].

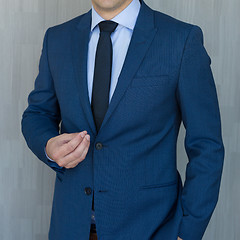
[0, 0, 239, 239]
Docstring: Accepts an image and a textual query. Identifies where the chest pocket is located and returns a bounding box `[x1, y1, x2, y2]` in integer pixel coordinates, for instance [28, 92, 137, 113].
[130, 75, 169, 88]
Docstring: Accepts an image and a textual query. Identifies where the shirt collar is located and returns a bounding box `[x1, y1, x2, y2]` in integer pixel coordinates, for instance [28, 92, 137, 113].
[91, 0, 141, 31]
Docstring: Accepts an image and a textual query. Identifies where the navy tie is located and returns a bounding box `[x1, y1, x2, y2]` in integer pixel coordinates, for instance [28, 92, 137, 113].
[91, 20, 118, 133]
[91, 21, 118, 215]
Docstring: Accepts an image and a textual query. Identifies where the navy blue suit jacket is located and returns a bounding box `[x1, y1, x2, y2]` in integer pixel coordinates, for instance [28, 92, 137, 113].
[21, 1, 224, 239]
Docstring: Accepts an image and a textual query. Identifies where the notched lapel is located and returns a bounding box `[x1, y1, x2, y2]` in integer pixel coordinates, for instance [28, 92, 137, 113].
[98, 2, 157, 135]
[71, 10, 97, 135]
[70, 2, 158, 137]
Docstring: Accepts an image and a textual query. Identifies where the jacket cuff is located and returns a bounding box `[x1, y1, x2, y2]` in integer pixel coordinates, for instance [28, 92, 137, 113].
[178, 215, 210, 240]
[38, 131, 65, 173]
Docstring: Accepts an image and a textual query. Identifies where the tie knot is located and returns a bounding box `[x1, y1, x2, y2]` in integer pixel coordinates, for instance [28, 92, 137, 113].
[99, 20, 118, 34]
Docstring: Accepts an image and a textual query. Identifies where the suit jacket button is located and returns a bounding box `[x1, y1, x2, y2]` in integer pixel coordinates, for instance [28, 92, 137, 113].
[85, 187, 92, 195]
[95, 142, 103, 150]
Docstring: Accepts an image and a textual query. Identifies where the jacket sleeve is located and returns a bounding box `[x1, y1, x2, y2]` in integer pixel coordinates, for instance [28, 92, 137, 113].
[21, 28, 65, 173]
[176, 25, 224, 240]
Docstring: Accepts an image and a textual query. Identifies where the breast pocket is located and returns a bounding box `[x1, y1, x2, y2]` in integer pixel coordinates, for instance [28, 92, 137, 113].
[130, 75, 169, 88]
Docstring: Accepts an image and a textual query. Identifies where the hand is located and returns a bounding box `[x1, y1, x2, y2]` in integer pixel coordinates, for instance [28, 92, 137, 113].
[46, 131, 90, 169]
[177, 237, 183, 240]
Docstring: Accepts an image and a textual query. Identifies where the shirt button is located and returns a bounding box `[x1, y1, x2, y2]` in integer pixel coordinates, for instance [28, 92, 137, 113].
[95, 142, 103, 150]
[84, 187, 92, 195]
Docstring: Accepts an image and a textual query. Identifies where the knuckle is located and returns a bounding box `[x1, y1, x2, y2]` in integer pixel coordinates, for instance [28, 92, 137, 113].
[67, 143, 75, 152]
[73, 152, 81, 160]
[52, 152, 59, 160]
[80, 152, 87, 160]
[50, 136, 57, 141]
[68, 153, 77, 162]
[79, 156, 85, 162]
[57, 161, 65, 167]
[84, 136, 89, 143]
[57, 162, 63, 167]
[79, 151, 87, 161]
[73, 146, 82, 155]
[71, 163, 77, 168]
[83, 146, 89, 155]
[81, 140, 87, 148]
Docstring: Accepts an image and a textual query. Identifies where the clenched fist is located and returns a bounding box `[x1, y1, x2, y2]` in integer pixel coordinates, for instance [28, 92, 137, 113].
[46, 131, 90, 169]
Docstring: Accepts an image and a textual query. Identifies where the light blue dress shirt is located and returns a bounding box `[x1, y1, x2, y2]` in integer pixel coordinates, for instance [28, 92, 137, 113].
[46, 0, 141, 225]
[88, 0, 140, 104]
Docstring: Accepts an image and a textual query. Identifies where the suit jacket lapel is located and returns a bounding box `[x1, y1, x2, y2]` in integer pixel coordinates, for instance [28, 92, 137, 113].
[71, 1, 157, 136]
[98, 1, 157, 135]
[71, 10, 97, 135]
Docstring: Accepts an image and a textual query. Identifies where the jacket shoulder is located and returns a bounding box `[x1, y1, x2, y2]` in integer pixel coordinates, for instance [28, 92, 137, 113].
[152, 9, 201, 40]
[47, 10, 90, 35]
[154, 10, 194, 30]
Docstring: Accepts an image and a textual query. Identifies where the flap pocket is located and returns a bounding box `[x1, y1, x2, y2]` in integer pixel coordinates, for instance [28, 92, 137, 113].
[139, 180, 177, 190]
[131, 75, 169, 88]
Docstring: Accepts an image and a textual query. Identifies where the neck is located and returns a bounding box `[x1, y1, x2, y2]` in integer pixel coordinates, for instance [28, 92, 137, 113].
[92, 0, 133, 20]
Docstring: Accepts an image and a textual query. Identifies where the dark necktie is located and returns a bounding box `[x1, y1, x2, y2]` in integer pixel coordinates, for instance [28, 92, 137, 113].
[91, 20, 118, 133]
[91, 21, 118, 213]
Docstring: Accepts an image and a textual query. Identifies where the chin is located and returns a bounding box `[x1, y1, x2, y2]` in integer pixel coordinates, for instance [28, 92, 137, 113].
[92, 0, 124, 11]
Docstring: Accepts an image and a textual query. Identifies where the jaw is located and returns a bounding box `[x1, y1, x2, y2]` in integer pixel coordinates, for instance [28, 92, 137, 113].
[92, 0, 133, 19]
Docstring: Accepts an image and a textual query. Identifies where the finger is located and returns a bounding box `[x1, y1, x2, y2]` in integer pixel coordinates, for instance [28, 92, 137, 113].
[59, 133, 79, 144]
[64, 134, 90, 162]
[64, 140, 90, 168]
[59, 131, 87, 144]
[78, 139, 90, 161]
[64, 161, 78, 169]
[58, 132, 86, 158]
[60, 134, 90, 166]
